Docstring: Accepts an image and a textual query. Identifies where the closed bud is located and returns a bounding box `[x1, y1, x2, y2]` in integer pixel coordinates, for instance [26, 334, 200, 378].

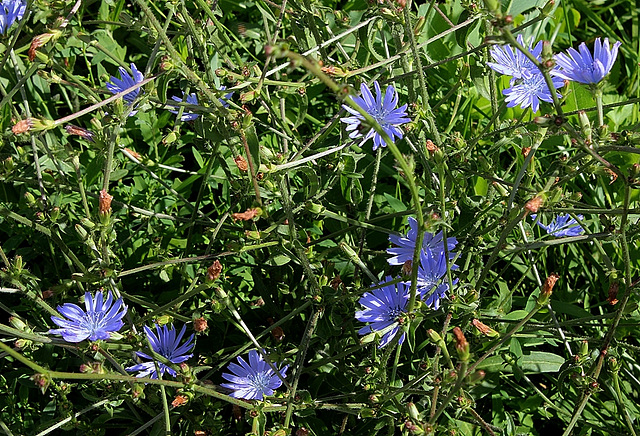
[9, 316, 27, 330]
[578, 111, 592, 145]
[407, 402, 420, 421]
[413, 16, 426, 36]
[537, 273, 559, 305]
[427, 329, 442, 343]
[542, 0, 555, 15]
[50, 206, 61, 222]
[75, 224, 89, 241]
[452, 327, 470, 361]
[541, 40, 553, 61]
[472, 319, 499, 337]
[24, 191, 36, 206]
[206, 260, 222, 282]
[534, 116, 554, 126]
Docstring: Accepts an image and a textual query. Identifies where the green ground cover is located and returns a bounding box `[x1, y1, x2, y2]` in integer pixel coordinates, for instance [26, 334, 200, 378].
[1, 0, 639, 434]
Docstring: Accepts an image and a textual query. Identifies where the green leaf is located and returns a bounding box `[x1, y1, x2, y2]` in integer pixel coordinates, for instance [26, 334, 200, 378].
[477, 351, 565, 373]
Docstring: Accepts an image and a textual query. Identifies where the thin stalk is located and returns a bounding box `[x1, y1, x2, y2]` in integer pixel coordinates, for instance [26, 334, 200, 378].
[428, 362, 468, 424]
[403, 0, 442, 146]
[283, 309, 321, 428]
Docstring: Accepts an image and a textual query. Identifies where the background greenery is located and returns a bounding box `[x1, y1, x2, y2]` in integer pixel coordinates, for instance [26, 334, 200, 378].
[1, 0, 639, 434]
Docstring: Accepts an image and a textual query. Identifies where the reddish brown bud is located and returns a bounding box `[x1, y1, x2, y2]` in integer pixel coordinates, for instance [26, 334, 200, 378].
[522, 147, 531, 157]
[472, 319, 499, 337]
[12, 118, 33, 135]
[124, 147, 142, 160]
[537, 273, 559, 305]
[207, 260, 222, 282]
[232, 208, 260, 221]
[402, 260, 413, 276]
[524, 196, 544, 214]
[99, 190, 113, 215]
[234, 155, 248, 171]
[171, 395, 188, 407]
[330, 275, 342, 290]
[194, 317, 208, 332]
[608, 281, 619, 305]
[452, 327, 470, 361]
[426, 139, 438, 153]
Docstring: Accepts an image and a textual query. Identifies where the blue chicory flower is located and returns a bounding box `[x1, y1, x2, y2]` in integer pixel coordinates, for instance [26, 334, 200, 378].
[502, 72, 565, 113]
[355, 276, 410, 348]
[126, 324, 195, 379]
[488, 34, 542, 82]
[221, 349, 289, 400]
[553, 38, 621, 85]
[0, 0, 26, 35]
[169, 92, 200, 122]
[106, 63, 144, 116]
[49, 291, 127, 343]
[340, 81, 411, 151]
[411, 250, 458, 310]
[488, 35, 564, 113]
[531, 214, 585, 237]
[169, 87, 233, 121]
[387, 217, 458, 266]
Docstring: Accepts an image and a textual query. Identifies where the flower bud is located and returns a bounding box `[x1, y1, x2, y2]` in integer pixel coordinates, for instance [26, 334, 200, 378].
[452, 327, 470, 361]
[472, 319, 499, 338]
[537, 273, 559, 305]
[578, 111, 592, 145]
[206, 260, 222, 282]
[407, 402, 420, 421]
[9, 316, 27, 330]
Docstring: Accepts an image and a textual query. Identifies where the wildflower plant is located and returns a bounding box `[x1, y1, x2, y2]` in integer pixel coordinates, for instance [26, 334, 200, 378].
[1, 1, 638, 435]
[48, 291, 127, 343]
[553, 38, 622, 86]
[340, 81, 410, 150]
[126, 324, 195, 379]
[531, 214, 585, 237]
[106, 62, 144, 116]
[488, 34, 564, 112]
[355, 276, 410, 348]
[221, 350, 289, 400]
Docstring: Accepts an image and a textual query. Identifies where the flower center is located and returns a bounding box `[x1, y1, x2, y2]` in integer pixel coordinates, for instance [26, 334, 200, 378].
[79, 312, 104, 337]
[248, 371, 271, 392]
[386, 306, 404, 322]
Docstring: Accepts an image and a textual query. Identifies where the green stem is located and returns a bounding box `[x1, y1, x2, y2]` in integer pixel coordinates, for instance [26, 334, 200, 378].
[428, 362, 468, 424]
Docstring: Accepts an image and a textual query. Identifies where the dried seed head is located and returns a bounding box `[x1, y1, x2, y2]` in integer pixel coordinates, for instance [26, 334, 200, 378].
[171, 395, 188, 407]
[232, 208, 260, 221]
[524, 196, 544, 214]
[99, 190, 113, 214]
[207, 260, 222, 282]
[194, 317, 208, 332]
[234, 155, 248, 171]
[12, 118, 33, 135]
[65, 125, 95, 142]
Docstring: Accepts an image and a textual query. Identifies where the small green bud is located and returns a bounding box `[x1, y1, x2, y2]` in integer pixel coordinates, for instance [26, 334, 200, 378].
[578, 111, 592, 145]
[407, 402, 420, 421]
[9, 316, 27, 330]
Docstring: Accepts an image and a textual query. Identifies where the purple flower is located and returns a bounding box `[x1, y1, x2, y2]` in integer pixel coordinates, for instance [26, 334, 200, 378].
[49, 291, 127, 343]
[0, 0, 26, 35]
[169, 92, 200, 122]
[531, 214, 584, 237]
[341, 81, 411, 151]
[387, 217, 458, 266]
[126, 324, 194, 379]
[553, 38, 621, 85]
[169, 87, 233, 121]
[355, 276, 409, 348]
[221, 350, 289, 400]
[502, 72, 564, 113]
[106, 63, 144, 116]
[488, 34, 543, 82]
[410, 250, 458, 310]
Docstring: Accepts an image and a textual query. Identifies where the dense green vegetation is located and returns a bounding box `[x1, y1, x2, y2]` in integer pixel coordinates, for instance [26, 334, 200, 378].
[1, 0, 639, 434]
